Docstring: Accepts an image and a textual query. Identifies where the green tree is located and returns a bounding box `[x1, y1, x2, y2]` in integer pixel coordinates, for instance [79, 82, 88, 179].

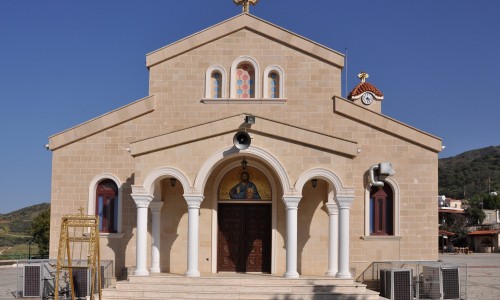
[482, 193, 500, 209]
[466, 195, 486, 225]
[30, 208, 50, 258]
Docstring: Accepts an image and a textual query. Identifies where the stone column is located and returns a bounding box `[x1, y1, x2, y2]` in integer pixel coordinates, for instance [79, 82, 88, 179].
[184, 195, 204, 277]
[325, 202, 339, 276]
[149, 201, 164, 274]
[131, 193, 153, 276]
[282, 195, 302, 278]
[336, 195, 354, 278]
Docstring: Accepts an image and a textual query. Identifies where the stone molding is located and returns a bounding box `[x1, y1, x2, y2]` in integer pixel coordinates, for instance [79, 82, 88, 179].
[142, 166, 192, 196]
[336, 195, 354, 209]
[184, 195, 204, 208]
[131, 194, 153, 208]
[263, 65, 285, 99]
[230, 55, 261, 98]
[295, 168, 353, 200]
[149, 201, 164, 212]
[282, 195, 302, 209]
[205, 65, 227, 99]
[195, 144, 293, 195]
[326, 202, 339, 215]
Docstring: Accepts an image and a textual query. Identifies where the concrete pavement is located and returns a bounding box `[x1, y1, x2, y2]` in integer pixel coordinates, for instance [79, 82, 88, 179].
[1, 254, 499, 299]
[439, 253, 500, 300]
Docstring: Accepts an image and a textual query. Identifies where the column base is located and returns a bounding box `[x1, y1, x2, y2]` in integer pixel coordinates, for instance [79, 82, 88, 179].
[283, 271, 299, 278]
[150, 267, 161, 274]
[134, 268, 150, 276]
[325, 270, 338, 276]
[185, 270, 200, 277]
[335, 272, 352, 279]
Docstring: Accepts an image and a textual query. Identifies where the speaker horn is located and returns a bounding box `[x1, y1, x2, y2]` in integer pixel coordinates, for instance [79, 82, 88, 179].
[233, 131, 251, 150]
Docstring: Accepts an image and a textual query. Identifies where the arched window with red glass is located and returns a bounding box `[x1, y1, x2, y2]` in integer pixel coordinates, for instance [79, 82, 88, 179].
[369, 184, 394, 235]
[96, 179, 118, 233]
[230, 56, 260, 99]
[235, 63, 255, 99]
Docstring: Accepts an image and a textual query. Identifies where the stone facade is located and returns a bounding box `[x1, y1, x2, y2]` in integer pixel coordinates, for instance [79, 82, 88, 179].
[48, 14, 441, 279]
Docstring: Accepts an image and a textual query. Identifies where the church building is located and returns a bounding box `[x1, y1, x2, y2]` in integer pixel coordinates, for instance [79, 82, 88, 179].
[47, 4, 442, 285]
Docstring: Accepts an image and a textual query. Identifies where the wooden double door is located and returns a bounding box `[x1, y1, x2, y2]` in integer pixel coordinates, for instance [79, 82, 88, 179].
[217, 204, 271, 273]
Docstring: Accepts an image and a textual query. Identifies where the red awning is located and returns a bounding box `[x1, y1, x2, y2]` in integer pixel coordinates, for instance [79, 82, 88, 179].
[439, 230, 455, 236]
[468, 230, 500, 236]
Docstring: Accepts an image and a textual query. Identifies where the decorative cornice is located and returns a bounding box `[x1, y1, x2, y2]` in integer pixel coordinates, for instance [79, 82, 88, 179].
[48, 95, 155, 150]
[184, 195, 205, 208]
[282, 195, 302, 209]
[149, 201, 164, 212]
[326, 202, 339, 215]
[131, 194, 154, 208]
[333, 96, 442, 153]
[336, 195, 354, 209]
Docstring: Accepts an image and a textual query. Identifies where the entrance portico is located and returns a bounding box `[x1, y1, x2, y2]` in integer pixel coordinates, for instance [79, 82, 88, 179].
[130, 146, 354, 279]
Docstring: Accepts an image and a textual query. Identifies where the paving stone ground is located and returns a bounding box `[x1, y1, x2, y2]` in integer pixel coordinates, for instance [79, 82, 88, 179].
[1, 253, 499, 299]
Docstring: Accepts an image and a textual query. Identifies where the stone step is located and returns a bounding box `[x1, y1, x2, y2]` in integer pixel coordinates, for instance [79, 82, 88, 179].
[127, 273, 357, 286]
[102, 274, 380, 300]
[114, 281, 367, 294]
[102, 289, 380, 300]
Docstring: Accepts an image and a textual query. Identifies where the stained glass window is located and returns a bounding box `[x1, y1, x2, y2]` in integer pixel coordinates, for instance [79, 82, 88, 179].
[235, 64, 255, 99]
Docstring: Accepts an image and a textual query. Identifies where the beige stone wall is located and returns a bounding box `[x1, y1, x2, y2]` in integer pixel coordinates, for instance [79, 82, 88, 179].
[49, 26, 439, 279]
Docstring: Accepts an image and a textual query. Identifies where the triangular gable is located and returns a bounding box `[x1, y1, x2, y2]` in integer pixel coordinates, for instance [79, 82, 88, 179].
[48, 95, 155, 150]
[129, 114, 358, 157]
[333, 96, 442, 153]
[146, 13, 344, 69]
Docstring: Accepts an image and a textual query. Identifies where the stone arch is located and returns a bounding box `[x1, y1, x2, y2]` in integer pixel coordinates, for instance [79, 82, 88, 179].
[88, 173, 123, 233]
[209, 159, 279, 274]
[364, 176, 401, 236]
[205, 65, 227, 98]
[230, 55, 261, 98]
[295, 168, 351, 204]
[194, 145, 293, 197]
[263, 65, 285, 98]
[143, 167, 192, 196]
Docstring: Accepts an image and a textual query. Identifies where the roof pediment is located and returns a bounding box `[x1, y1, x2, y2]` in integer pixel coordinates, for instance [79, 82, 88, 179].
[146, 13, 344, 68]
[129, 114, 358, 157]
[333, 96, 442, 153]
[48, 95, 155, 151]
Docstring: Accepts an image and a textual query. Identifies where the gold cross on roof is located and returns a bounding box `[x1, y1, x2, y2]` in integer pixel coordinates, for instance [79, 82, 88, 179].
[233, 0, 259, 13]
[358, 71, 369, 83]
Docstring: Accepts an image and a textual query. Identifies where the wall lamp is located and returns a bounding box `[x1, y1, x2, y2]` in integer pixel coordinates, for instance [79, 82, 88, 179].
[170, 178, 177, 187]
[311, 179, 318, 189]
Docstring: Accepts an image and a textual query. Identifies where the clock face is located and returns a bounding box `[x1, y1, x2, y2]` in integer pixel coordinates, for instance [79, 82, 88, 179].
[361, 92, 374, 105]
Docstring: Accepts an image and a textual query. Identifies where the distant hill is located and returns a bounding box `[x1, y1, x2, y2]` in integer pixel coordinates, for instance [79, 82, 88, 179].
[0, 202, 50, 247]
[439, 146, 500, 199]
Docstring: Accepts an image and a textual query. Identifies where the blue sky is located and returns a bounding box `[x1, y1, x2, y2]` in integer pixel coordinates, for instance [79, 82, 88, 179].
[1, 1, 499, 213]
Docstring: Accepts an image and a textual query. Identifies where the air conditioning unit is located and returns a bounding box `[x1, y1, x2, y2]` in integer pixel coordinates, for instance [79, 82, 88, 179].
[72, 266, 105, 297]
[23, 264, 42, 297]
[379, 268, 413, 300]
[422, 266, 460, 299]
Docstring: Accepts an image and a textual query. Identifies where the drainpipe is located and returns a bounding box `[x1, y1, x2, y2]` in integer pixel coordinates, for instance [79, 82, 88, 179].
[368, 162, 395, 187]
[368, 164, 384, 187]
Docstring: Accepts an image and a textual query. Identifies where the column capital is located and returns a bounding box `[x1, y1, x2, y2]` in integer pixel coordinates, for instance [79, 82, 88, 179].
[326, 202, 339, 215]
[184, 194, 204, 208]
[131, 193, 154, 208]
[336, 195, 354, 209]
[149, 201, 164, 212]
[282, 195, 302, 209]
